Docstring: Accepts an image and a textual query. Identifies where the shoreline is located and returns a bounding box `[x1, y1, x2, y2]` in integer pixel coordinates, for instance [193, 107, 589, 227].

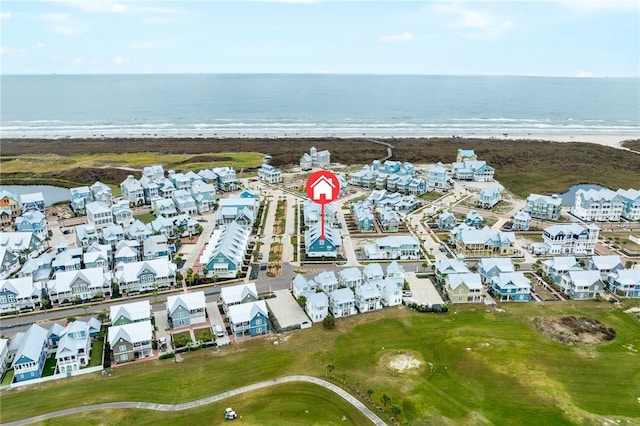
[2, 133, 639, 150]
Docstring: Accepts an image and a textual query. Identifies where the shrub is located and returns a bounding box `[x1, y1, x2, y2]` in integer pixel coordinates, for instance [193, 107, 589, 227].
[159, 352, 175, 360]
[323, 314, 336, 330]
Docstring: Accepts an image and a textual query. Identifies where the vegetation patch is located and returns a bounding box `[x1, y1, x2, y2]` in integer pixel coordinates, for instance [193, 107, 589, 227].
[533, 316, 616, 345]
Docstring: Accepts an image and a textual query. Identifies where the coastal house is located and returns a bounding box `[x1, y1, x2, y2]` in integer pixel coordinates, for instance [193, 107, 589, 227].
[338, 267, 363, 289]
[143, 165, 165, 182]
[157, 178, 176, 199]
[329, 288, 356, 318]
[86, 201, 113, 229]
[213, 167, 240, 192]
[355, 284, 382, 313]
[616, 188, 640, 220]
[55, 318, 99, 373]
[120, 175, 145, 206]
[112, 201, 134, 227]
[70, 186, 92, 214]
[19, 252, 53, 284]
[15, 210, 47, 238]
[0, 276, 39, 314]
[607, 269, 640, 298]
[90, 181, 113, 206]
[408, 178, 427, 196]
[542, 257, 583, 283]
[490, 272, 532, 302]
[437, 210, 457, 230]
[292, 275, 315, 299]
[0, 338, 9, 379]
[445, 273, 483, 303]
[200, 222, 250, 279]
[571, 188, 624, 222]
[168, 170, 191, 191]
[305, 222, 342, 258]
[190, 181, 217, 213]
[12, 324, 48, 382]
[143, 235, 171, 261]
[477, 258, 515, 283]
[478, 186, 502, 209]
[378, 207, 400, 232]
[100, 223, 125, 250]
[167, 291, 206, 328]
[451, 225, 516, 257]
[0, 246, 20, 280]
[115, 258, 176, 294]
[363, 263, 384, 284]
[114, 240, 140, 266]
[52, 246, 82, 273]
[587, 255, 624, 280]
[428, 162, 448, 189]
[512, 211, 531, 231]
[0, 190, 21, 218]
[124, 220, 152, 243]
[456, 149, 477, 163]
[227, 300, 269, 339]
[463, 210, 485, 229]
[83, 249, 110, 272]
[350, 166, 376, 189]
[314, 270, 339, 294]
[560, 270, 603, 300]
[218, 198, 259, 223]
[19, 193, 45, 214]
[0, 208, 12, 230]
[363, 236, 420, 260]
[139, 176, 161, 204]
[152, 199, 178, 218]
[172, 190, 198, 216]
[352, 202, 374, 232]
[75, 224, 101, 249]
[110, 301, 153, 326]
[386, 261, 405, 285]
[525, 193, 562, 221]
[197, 169, 218, 184]
[108, 320, 154, 364]
[258, 164, 283, 184]
[377, 279, 402, 307]
[220, 283, 259, 313]
[300, 153, 313, 171]
[48, 267, 110, 303]
[452, 160, 494, 182]
[305, 292, 328, 323]
[301, 146, 330, 168]
[542, 224, 599, 255]
[434, 259, 470, 284]
[0, 232, 44, 260]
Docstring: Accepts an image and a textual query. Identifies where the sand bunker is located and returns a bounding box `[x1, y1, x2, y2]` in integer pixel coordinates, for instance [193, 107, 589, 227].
[388, 353, 422, 372]
[534, 316, 616, 345]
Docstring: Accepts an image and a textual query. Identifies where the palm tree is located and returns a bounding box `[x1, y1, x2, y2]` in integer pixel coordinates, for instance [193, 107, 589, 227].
[380, 393, 391, 410]
[366, 388, 375, 399]
[390, 404, 401, 418]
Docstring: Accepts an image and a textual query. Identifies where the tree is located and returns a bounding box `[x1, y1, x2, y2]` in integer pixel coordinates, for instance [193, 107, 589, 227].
[97, 309, 108, 324]
[514, 263, 521, 271]
[323, 314, 336, 330]
[202, 266, 209, 278]
[152, 283, 159, 303]
[366, 388, 375, 399]
[297, 295, 307, 308]
[380, 393, 391, 410]
[326, 363, 335, 376]
[390, 404, 401, 418]
[66, 316, 77, 323]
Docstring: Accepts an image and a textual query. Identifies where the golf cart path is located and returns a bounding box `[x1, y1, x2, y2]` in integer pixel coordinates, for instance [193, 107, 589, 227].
[2, 375, 388, 426]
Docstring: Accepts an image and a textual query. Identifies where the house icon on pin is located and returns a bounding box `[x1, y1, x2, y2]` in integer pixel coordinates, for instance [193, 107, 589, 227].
[310, 175, 336, 202]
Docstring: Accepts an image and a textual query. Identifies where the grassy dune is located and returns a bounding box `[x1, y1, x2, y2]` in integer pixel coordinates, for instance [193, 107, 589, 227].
[2, 301, 639, 425]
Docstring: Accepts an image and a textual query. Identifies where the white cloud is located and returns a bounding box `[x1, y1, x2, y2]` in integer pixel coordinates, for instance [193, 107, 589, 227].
[60, 0, 128, 13]
[561, 0, 639, 13]
[378, 32, 415, 43]
[0, 46, 26, 56]
[50, 25, 85, 36]
[36, 42, 46, 49]
[435, 3, 516, 39]
[73, 56, 85, 65]
[0, 11, 12, 20]
[36, 13, 71, 23]
[575, 70, 595, 78]
[114, 55, 129, 65]
[127, 41, 160, 50]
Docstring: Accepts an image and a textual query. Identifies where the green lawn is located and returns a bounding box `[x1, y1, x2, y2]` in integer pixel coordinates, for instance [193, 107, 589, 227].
[1, 369, 14, 386]
[88, 338, 104, 367]
[42, 355, 58, 377]
[134, 212, 156, 224]
[2, 302, 640, 425]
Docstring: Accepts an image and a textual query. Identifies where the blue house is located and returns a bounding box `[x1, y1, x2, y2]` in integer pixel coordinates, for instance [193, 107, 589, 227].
[438, 210, 457, 230]
[12, 323, 48, 382]
[607, 269, 640, 298]
[464, 210, 485, 229]
[490, 272, 532, 302]
[15, 211, 47, 238]
[70, 186, 92, 214]
[228, 300, 269, 339]
[428, 162, 448, 189]
[19, 193, 45, 214]
[166, 291, 206, 328]
[305, 222, 341, 258]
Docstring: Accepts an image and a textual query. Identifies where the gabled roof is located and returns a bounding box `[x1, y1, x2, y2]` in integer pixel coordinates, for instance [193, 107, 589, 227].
[108, 320, 153, 346]
[306, 292, 328, 307]
[566, 270, 601, 286]
[544, 223, 590, 237]
[339, 267, 362, 282]
[363, 263, 384, 280]
[387, 261, 405, 276]
[478, 258, 515, 274]
[314, 270, 338, 286]
[375, 235, 420, 248]
[355, 284, 380, 299]
[0, 276, 36, 299]
[589, 255, 623, 270]
[329, 287, 355, 303]
[220, 283, 258, 305]
[110, 301, 152, 323]
[12, 324, 47, 366]
[448, 273, 483, 290]
[292, 274, 310, 290]
[116, 259, 176, 283]
[543, 256, 581, 271]
[227, 300, 267, 324]
[492, 272, 531, 289]
[167, 291, 205, 313]
[435, 259, 470, 275]
[608, 269, 640, 284]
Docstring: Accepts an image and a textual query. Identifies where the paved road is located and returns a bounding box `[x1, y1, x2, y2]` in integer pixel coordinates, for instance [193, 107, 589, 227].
[2, 375, 387, 426]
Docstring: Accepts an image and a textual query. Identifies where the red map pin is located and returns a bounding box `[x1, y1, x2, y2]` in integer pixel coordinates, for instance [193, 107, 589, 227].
[306, 170, 340, 240]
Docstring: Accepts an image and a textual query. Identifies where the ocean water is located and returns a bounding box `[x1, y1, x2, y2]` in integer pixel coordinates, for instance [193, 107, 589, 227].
[1, 74, 638, 138]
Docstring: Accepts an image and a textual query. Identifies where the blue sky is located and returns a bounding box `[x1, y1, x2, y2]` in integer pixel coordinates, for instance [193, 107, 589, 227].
[1, 0, 638, 76]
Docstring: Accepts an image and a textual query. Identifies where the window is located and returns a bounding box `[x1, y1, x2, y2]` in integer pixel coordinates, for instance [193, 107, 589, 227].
[119, 345, 127, 352]
[255, 318, 263, 326]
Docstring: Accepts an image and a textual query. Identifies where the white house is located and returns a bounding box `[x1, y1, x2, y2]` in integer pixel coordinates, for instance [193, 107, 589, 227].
[257, 164, 283, 184]
[166, 291, 206, 328]
[377, 279, 402, 307]
[115, 258, 176, 294]
[291, 274, 315, 299]
[428, 162, 448, 189]
[305, 292, 329, 323]
[314, 270, 339, 294]
[542, 224, 599, 255]
[512, 211, 531, 231]
[587, 255, 624, 280]
[120, 175, 145, 205]
[362, 236, 420, 260]
[617, 188, 640, 220]
[525, 193, 562, 220]
[338, 267, 363, 288]
[355, 284, 382, 313]
[220, 283, 259, 313]
[571, 188, 624, 222]
[560, 270, 603, 300]
[110, 301, 153, 326]
[86, 201, 113, 229]
[48, 268, 110, 303]
[329, 288, 356, 318]
[478, 186, 502, 209]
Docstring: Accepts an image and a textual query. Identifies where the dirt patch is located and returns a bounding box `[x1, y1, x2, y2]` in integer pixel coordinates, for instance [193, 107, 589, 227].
[534, 316, 616, 345]
[379, 351, 425, 373]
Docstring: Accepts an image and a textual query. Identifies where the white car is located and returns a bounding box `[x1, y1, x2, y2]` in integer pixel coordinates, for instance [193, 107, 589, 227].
[225, 408, 238, 420]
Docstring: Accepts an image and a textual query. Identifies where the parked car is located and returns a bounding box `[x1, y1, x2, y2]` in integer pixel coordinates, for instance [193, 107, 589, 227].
[402, 291, 413, 297]
[257, 253, 263, 260]
[215, 325, 225, 338]
[225, 408, 238, 420]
